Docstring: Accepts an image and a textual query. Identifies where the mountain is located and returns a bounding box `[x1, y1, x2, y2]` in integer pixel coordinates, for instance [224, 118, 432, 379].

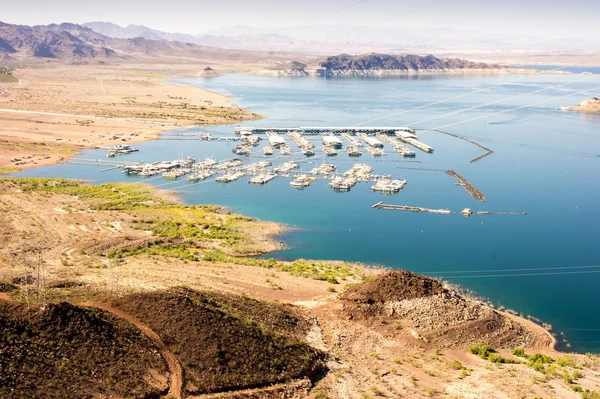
[0, 21, 115, 59]
[83, 21, 199, 43]
[0, 21, 292, 64]
[202, 24, 599, 50]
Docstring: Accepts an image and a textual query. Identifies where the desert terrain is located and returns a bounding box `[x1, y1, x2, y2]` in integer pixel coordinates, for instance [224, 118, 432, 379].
[0, 64, 262, 173]
[1, 177, 599, 399]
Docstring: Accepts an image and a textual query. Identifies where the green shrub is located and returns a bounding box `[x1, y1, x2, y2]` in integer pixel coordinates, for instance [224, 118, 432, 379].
[469, 345, 495, 360]
[512, 348, 527, 358]
[557, 355, 576, 367]
[450, 360, 464, 370]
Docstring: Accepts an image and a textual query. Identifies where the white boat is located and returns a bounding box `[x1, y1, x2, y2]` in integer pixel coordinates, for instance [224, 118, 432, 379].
[290, 175, 316, 188]
[263, 146, 274, 155]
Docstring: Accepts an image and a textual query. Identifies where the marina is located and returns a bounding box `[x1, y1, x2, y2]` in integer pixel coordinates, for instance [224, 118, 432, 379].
[18, 72, 600, 355]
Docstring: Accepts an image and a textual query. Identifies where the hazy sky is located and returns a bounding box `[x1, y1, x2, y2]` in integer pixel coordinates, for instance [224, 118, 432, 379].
[2, 0, 599, 39]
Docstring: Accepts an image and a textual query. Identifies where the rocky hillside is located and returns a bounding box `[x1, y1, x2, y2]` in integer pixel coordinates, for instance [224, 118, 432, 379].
[340, 270, 533, 349]
[0, 21, 115, 59]
[315, 53, 505, 76]
[0, 301, 168, 399]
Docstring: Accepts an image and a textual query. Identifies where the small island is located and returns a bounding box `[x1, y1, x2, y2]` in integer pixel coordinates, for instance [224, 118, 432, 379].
[200, 66, 221, 77]
[561, 97, 600, 113]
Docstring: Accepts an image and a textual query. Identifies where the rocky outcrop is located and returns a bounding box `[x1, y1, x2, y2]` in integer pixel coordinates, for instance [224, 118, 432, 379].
[340, 271, 534, 349]
[200, 66, 221, 77]
[258, 61, 309, 77]
[561, 97, 600, 113]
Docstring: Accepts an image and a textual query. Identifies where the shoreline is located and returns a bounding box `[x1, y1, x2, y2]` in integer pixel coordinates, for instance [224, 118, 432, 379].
[0, 65, 259, 174]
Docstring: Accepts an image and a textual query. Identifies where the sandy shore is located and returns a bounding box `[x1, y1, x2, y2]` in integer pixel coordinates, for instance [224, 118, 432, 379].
[0, 65, 258, 172]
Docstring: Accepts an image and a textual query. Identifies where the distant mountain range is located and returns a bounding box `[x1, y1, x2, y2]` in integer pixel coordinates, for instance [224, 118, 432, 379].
[0, 21, 289, 64]
[0, 20, 508, 77]
[80, 22, 599, 62]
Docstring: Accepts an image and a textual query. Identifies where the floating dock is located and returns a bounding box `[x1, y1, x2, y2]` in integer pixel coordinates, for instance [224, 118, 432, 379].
[322, 134, 343, 149]
[248, 174, 277, 185]
[371, 179, 407, 193]
[372, 202, 526, 215]
[266, 132, 286, 147]
[235, 126, 415, 135]
[290, 175, 316, 188]
[396, 131, 433, 153]
[445, 170, 486, 202]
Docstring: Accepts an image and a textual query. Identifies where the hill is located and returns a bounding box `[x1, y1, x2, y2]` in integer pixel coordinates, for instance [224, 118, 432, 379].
[0, 300, 168, 399]
[340, 270, 533, 349]
[314, 53, 506, 76]
[111, 288, 325, 395]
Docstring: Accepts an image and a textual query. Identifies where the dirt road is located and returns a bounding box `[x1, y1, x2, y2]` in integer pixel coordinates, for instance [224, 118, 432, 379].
[83, 301, 183, 398]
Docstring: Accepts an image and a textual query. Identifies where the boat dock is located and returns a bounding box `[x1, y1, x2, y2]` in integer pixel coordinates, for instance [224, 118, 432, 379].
[396, 131, 434, 153]
[235, 126, 415, 135]
[430, 129, 493, 164]
[371, 179, 407, 193]
[248, 174, 277, 185]
[372, 202, 526, 215]
[446, 170, 486, 202]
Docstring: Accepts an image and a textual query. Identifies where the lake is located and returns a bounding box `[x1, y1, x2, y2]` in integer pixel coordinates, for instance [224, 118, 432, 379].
[17, 70, 600, 352]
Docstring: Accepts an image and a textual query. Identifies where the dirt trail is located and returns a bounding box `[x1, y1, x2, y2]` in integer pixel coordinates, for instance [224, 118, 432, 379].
[504, 312, 557, 352]
[82, 301, 183, 398]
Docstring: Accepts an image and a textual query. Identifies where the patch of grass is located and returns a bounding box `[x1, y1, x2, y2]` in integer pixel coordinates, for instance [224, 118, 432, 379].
[0, 72, 18, 83]
[203, 249, 361, 284]
[557, 355, 577, 367]
[469, 344, 495, 359]
[527, 353, 554, 373]
[512, 348, 527, 358]
[581, 390, 600, 399]
[0, 167, 20, 175]
[469, 345, 521, 364]
[450, 360, 464, 370]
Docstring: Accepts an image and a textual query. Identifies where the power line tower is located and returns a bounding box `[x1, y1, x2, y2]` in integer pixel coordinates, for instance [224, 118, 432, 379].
[12, 245, 51, 306]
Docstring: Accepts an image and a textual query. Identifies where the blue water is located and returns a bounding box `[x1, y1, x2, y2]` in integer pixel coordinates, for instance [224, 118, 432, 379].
[16, 72, 600, 352]
[511, 65, 600, 75]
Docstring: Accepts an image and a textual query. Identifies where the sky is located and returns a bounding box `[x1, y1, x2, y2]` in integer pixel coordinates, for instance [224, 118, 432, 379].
[1, 0, 599, 40]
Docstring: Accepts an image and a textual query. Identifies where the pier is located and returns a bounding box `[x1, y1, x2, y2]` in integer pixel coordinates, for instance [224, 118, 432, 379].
[372, 202, 527, 215]
[446, 170, 487, 202]
[234, 126, 415, 136]
[430, 129, 493, 163]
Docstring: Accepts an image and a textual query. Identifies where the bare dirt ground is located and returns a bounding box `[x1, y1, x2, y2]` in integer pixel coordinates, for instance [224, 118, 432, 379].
[0, 64, 258, 171]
